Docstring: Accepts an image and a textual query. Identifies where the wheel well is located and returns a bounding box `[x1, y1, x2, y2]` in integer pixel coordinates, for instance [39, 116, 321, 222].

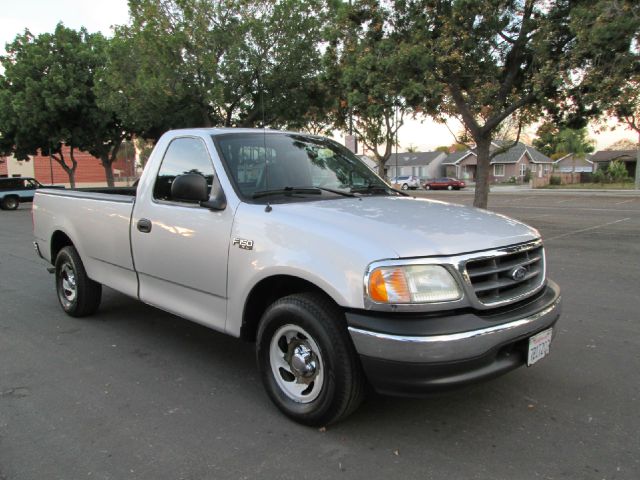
[240, 275, 336, 342]
[51, 231, 74, 263]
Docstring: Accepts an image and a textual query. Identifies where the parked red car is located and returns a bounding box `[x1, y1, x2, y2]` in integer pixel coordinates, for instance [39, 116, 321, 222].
[424, 177, 466, 190]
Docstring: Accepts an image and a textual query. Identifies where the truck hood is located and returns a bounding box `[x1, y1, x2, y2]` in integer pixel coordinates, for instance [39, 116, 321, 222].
[277, 196, 539, 258]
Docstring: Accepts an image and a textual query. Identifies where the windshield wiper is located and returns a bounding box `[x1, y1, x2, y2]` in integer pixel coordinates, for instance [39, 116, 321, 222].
[252, 187, 323, 199]
[350, 184, 410, 196]
[315, 187, 356, 197]
[350, 184, 392, 194]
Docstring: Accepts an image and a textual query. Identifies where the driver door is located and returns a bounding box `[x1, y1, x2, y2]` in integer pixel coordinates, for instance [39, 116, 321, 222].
[131, 136, 233, 332]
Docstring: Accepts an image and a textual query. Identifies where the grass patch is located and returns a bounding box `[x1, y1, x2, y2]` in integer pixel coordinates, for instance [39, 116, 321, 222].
[541, 182, 636, 190]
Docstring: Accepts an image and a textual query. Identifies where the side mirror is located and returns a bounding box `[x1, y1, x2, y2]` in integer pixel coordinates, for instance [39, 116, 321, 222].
[171, 173, 209, 202]
[170, 173, 227, 211]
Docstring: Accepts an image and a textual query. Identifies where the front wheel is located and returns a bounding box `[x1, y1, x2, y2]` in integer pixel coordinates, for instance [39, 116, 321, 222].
[425, 185, 431, 190]
[447, 185, 453, 190]
[1, 196, 19, 210]
[256, 293, 365, 426]
[55, 246, 102, 317]
[401, 183, 409, 190]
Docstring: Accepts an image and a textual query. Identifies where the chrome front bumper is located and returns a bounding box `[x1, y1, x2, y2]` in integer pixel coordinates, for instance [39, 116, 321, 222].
[348, 282, 561, 364]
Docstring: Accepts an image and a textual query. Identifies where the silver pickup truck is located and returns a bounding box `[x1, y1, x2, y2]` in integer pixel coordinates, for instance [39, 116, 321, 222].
[33, 128, 561, 425]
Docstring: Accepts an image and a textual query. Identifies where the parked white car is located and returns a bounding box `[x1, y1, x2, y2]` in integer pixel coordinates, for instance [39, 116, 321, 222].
[389, 175, 421, 190]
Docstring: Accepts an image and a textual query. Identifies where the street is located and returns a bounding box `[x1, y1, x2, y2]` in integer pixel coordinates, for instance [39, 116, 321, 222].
[1, 191, 639, 480]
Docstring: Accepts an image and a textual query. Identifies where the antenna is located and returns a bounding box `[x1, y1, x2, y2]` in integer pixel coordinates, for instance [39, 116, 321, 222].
[259, 71, 271, 212]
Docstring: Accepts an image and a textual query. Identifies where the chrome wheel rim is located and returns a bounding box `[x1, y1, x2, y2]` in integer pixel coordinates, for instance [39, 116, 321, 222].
[269, 324, 324, 403]
[60, 263, 77, 307]
[6, 198, 17, 208]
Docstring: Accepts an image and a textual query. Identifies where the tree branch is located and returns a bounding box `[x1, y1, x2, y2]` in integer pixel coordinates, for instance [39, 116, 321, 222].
[482, 92, 536, 134]
[489, 118, 523, 160]
[448, 83, 481, 137]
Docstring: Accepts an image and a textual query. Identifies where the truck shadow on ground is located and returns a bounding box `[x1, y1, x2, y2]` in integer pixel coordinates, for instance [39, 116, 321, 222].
[95, 287, 548, 437]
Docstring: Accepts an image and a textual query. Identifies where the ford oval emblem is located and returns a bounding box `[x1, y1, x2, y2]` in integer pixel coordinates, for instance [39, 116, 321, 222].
[510, 266, 528, 281]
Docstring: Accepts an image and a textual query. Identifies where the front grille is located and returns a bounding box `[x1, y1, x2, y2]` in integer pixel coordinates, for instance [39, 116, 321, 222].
[464, 244, 545, 306]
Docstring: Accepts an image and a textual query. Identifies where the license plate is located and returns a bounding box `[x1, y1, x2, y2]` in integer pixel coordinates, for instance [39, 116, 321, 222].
[527, 328, 553, 366]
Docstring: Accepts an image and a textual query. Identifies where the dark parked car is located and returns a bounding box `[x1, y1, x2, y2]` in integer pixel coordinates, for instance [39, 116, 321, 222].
[0, 177, 56, 210]
[424, 177, 466, 190]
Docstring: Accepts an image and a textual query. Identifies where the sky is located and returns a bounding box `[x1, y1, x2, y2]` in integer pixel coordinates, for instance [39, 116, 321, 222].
[0, 0, 636, 152]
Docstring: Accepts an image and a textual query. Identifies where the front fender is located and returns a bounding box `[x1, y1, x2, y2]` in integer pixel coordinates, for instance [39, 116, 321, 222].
[225, 202, 395, 337]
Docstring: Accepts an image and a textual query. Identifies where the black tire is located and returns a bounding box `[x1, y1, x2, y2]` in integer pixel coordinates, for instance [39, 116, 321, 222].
[401, 183, 409, 190]
[1, 196, 19, 210]
[425, 185, 431, 190]
[256, 292, 365, 426]
[55, 246, 102, 317]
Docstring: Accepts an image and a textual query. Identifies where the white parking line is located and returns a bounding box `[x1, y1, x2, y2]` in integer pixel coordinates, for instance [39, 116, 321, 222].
[615, 199, 635, 205]
[545, 218, 631, 241]
[497, 205, 638, 213]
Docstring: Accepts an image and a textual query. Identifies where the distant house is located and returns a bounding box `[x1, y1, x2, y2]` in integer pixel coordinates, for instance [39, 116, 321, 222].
[553, 153, 593, 173]
[384, 151, 447, 179]
[591, 150, 637, 179]
[441, 150, 478, 180]
[443, 142, 553, 182]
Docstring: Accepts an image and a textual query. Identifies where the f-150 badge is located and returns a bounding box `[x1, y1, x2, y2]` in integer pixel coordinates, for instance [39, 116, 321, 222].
[233, 238, 254, 250]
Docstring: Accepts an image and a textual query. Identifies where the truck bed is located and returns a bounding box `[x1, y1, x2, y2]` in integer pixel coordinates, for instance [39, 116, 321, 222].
[33, 188, 139, 299]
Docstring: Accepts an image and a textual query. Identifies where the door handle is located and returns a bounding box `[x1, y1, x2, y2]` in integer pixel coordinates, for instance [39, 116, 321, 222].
[137, 218, 152, 233]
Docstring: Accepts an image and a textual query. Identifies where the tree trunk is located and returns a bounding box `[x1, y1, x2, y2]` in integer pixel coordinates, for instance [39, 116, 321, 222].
[473, 137, 492, 209]
[52, 149, 77, 188]
[67, 148, 78, 189]
[102, 158, 115, 187]
[635, 131, 640, 190]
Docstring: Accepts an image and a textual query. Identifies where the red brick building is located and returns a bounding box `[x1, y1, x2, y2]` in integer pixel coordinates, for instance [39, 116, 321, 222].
[27, 146, 136, 186]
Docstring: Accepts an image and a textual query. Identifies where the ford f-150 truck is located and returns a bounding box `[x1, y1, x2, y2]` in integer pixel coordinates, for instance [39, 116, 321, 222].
[33, 128, 561, 425]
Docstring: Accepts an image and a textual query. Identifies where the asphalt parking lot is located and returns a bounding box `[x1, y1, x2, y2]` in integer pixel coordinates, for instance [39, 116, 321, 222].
[1, 191, 639, 480]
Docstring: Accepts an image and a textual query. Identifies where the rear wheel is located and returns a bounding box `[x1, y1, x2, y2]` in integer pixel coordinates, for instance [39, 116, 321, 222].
[256, 293, 365, 426]
[1, 196, 19, 210]
[447, 185, 453, 190]
[425, 185, 431, 190]
[55, 246, 102, 317]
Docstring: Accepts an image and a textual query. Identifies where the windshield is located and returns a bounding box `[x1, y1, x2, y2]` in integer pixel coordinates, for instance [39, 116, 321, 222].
[213, 132, 390, 201]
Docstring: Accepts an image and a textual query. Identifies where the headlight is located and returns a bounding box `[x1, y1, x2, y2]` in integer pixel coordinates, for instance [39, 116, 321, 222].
[367, 265, 462, 304]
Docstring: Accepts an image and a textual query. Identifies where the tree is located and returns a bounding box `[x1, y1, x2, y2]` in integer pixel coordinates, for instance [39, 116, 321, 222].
[568, 0, 640, 187]
[0, 27, 85, 186]
[0, 25, 127, 187]
[99, 0, 329, 141]
[533, 123, 595, 163]
[533, 122, 560, 157]
[436, 143, 466, 153]
[325, 1, 420, 176]
[392, 0, 638, 208]
[606, 138, 638, 151]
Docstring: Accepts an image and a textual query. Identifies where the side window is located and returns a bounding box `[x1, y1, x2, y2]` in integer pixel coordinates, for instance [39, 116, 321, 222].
[153, 138, 215, 202]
